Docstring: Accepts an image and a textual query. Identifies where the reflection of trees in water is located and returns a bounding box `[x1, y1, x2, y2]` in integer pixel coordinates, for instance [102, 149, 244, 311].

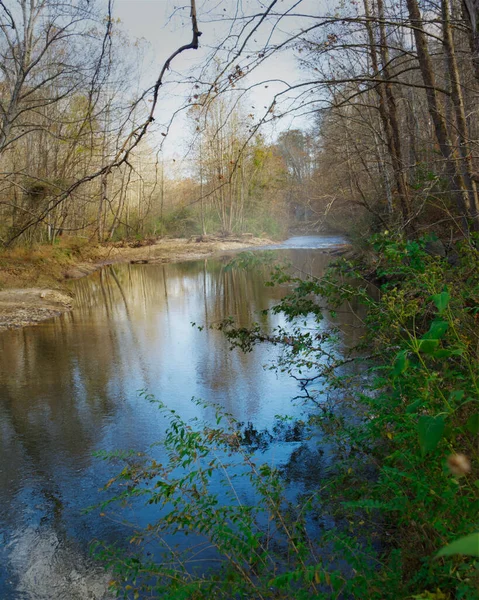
[196, 258, 277, 403]
[236, 418, 332, 542]
[238, 418, 326, 490]
[279, 443, 326, 489]
[284, 249, 371, 351]
[67, 256, 367, 413]
[0, 323, 117, 467]
[0, 267, 152, 541]
[0, 258, 282, 524]
[287, 249, 332, 279]
[0, 253, 369, 596]
[73, 260, 283, 401]
[0, 312, 138, 596]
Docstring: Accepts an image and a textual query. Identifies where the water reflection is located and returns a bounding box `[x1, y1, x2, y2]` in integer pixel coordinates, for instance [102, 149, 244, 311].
[0, 246, 365, 598]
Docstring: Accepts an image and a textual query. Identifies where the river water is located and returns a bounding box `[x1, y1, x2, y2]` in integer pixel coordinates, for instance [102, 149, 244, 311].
[0, 235, 362, 599]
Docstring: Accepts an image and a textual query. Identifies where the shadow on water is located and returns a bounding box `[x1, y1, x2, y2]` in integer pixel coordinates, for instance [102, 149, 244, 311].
[0, 239, 366, 598]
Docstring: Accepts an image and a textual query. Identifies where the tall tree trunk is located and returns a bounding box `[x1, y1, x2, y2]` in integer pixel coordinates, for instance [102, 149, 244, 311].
[405, 89, 419, 186]
[442, 0, 479, 226]
[363, 0, 410, 226]
[377, 0, 411, 225]
[160, 160, 165, 236]
[108, 165, 131, 241]
[463, 0, 479, 80]
[406, 0, 472, 229]
[199, 139, 206, 235]
[98, 173, 108, 242]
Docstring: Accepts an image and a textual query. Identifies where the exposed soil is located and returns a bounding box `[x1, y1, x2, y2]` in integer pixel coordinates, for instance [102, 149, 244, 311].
[0, 288, 73, 330]
[0, 236, 276, 331]
[0, 235, 353, 331]
[62, 236, 276, 278]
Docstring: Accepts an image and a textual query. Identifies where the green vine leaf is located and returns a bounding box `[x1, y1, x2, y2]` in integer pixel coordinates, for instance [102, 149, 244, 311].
[431, 291, 450, 315]
[422, 320, 448, 340]
[417, 339, 440, 354]
[417, 415, 445, 457]
[393, 350, 409, 376]
[466, 413, 479, 435]
[436, 532, 479, 558]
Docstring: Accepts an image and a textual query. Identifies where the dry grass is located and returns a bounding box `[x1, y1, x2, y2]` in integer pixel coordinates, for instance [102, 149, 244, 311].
[0, 235, 276, 330]
[0, 237, 117, 288]
[0, 233, 274, 293]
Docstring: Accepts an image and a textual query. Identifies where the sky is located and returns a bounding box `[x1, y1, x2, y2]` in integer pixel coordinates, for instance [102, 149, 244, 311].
[111, 0, 321, 160]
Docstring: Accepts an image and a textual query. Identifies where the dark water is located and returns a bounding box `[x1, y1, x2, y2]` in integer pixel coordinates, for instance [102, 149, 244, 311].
[0, 237, 363, 599]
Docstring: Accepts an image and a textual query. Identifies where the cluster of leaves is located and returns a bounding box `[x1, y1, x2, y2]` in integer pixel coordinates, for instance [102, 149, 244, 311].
[93, 234, 478, 599]
[257, 233, 479, 597]
[214, 235, 479, 597]
[92, 397, 368, 599]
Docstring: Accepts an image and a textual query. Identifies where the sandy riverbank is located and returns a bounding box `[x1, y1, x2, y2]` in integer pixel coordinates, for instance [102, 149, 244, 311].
[0, 235, 352, 331]
[0, 236, 275, 331]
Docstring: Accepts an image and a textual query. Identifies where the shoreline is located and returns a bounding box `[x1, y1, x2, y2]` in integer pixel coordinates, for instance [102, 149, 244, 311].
[0, 236, 351, 331]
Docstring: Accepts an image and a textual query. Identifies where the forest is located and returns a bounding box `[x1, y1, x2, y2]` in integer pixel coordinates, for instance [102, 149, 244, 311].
[0, 0, 478, 598]
[0, 0, 478, 244]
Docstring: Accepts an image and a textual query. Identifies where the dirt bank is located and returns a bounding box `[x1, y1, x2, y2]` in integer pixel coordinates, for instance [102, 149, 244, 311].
[0, 288, 73, 330]
[0, 236, 353, 331]
[62, 236, 276, 278]
[0, 236, 275, 331]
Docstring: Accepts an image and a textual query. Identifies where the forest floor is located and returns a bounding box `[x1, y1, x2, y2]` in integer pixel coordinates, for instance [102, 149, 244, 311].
[0, 235, 277, 330]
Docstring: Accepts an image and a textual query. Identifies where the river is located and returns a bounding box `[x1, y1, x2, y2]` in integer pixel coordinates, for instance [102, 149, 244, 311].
[0, 235, 363, 599]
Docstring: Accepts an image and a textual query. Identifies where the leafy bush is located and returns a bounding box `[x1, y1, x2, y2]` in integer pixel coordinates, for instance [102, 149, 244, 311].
[161, 207, 202, 237]
[93, 234, 479, 599]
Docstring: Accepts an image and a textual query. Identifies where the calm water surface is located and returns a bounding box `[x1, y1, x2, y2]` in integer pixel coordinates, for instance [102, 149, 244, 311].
[0, 236, 361, 599]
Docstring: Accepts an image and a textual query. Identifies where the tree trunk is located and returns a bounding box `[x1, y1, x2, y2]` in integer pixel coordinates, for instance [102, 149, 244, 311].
[463, 0, 479, 80]
[442, 0, 479, 227]
[98, 174, 108, 242]
[363, 0, 410, 226]
[406, 0, 472, 230]
[377, 0, 411, 225]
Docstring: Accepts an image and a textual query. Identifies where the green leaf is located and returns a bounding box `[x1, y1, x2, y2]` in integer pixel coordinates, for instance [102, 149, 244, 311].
[431, 347, 464, 358]
[442, 423, 453, 439]
[422, 320, 448, 340]
[466, 413, 479, 435]
[436, 532, 479, 558]
[393, 350, 409, 376]
[417, 415, 445, 457]
[406, 399, 423, 414]
[449, 390, 465, 403]
[431, 291, 450, 315]
[417, 339, 440, 354]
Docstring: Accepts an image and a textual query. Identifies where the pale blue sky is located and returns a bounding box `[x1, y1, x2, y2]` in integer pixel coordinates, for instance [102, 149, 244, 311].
[111, 0, 321, 158]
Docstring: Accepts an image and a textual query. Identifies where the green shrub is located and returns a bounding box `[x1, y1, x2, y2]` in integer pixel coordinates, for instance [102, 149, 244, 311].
[162, 207, 202, 237]
[93, 234, 479, 599]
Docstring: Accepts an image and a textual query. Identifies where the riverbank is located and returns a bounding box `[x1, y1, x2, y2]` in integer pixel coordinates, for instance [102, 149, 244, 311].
[0, 236, 272, 330]
[95, 235, 476, 600]
[0, 235, 353, 331]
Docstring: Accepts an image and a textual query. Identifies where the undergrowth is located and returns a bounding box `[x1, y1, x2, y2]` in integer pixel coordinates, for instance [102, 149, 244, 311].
[92, 233, 479, 599]
[0, 238, 88, 289]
